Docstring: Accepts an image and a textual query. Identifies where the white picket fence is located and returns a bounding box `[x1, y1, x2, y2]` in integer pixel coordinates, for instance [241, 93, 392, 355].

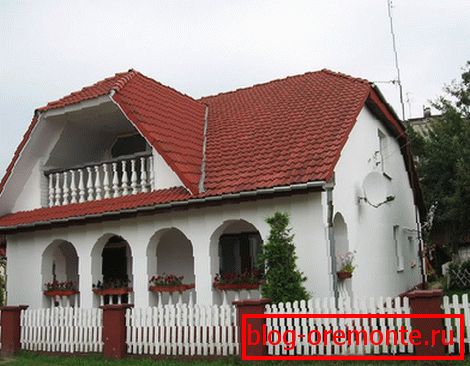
[443, 294, 470, 354]
[126, 304, 239, 356]
[265, 296, 413, 356]
[20, 307, 103, 353]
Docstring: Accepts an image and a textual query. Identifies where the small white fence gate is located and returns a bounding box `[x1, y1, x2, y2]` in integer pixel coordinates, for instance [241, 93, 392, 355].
[20, 307, 103, 353]
[265, 296, 414, 356]
[126, 304, 239, 356]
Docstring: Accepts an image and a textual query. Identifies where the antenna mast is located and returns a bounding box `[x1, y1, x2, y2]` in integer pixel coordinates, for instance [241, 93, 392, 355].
[387, 0, 406, 122]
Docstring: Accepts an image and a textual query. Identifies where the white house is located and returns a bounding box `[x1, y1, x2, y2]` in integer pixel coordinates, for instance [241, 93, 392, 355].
[0, 69, 424, 309]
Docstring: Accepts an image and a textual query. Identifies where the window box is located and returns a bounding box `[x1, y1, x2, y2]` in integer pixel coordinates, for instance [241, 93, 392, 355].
[44, 290, 79, 297]
[213, 283, 260, 291]
[149, 283, 195, 293]
[92, 287, 133, 296]
[336, 271, 352, 280]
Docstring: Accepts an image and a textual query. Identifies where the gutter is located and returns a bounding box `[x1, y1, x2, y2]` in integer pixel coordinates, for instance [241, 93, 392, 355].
[0, 180, 325, 232]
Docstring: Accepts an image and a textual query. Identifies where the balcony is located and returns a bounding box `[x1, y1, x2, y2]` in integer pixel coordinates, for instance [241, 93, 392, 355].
[45, 153, 154, 207]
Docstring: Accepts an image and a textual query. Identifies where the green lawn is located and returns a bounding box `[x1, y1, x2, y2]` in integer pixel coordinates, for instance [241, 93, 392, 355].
[0, 352, 466, 366]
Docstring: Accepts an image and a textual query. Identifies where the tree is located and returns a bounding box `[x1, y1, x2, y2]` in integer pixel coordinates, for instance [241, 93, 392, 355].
[412, 61, 470, 255]
[258, 212, 309, 303]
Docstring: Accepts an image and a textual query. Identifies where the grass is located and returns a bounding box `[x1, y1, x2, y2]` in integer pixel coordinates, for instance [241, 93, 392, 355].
[0, 352, 467, 366]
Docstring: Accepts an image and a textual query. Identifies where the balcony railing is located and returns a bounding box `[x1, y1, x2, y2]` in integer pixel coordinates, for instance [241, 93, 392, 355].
[45, 153, 154, 207]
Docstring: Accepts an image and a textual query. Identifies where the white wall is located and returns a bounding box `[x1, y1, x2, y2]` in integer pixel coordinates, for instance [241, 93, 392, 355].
[333, 106, 421, 298]
[152, 148, 183, 189]
[6, 192, 327, 309]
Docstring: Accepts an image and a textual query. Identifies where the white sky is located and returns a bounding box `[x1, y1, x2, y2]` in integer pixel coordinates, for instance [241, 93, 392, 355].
[1, 0, 469, 175]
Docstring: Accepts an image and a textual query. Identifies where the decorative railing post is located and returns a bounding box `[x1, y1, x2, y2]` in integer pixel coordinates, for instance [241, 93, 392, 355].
[0, 305, 28, 356]
[45, 154, 153, 207]
[101, 304, 133, 359]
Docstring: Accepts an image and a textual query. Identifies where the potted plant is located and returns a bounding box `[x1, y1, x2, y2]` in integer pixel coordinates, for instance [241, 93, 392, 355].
[337, 251, 356, 280]
[148, 273, 195, 293]
[44, 280, 78, 297]
[92, 276, 132, 296]
[213, 270, 263, 291]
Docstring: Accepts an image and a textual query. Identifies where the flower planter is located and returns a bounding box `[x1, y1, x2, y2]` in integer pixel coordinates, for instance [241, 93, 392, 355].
[92, 287, 133, 296]
[337, 271, 353, 280]
[149, 283, 195, 293]
[44, 290, 79, 297]
[213, 283, 260, 291]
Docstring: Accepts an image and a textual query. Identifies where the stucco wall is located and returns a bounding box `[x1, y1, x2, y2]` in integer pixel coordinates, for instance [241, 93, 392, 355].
[333, 106, 421, 298]
[6, 191, 327, 309]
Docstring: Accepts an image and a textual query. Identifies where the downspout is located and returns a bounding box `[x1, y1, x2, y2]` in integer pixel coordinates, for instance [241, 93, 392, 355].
[324, 177, 338, 307]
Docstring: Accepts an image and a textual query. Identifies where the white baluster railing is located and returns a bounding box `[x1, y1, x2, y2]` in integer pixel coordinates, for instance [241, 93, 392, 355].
[46, 154, 154, 207]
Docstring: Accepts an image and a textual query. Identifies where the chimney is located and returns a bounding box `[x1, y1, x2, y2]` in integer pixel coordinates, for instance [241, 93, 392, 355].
[423, 106, 431, 118]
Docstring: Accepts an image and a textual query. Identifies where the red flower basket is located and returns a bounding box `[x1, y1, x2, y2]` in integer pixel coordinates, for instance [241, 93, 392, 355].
[149, 283, 195, 293]
[336, 271, 353, 280]
[92, 287, 133, 296]
[44, 290, 79, 297]
[213, 283, 260, 291]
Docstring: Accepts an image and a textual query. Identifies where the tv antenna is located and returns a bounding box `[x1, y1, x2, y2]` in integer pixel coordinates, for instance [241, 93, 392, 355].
[387, 0, 406, 122]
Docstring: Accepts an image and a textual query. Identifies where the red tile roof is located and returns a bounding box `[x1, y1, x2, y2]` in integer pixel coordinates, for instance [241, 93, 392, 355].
[0, 69, 422, 229]
[112, 72, 206, 193]
[200, 70, 371, 194]
[0, 187, 191, 228]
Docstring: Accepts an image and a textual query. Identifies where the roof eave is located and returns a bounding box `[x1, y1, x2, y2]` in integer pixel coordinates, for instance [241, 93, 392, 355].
[0, 181, 326, 233]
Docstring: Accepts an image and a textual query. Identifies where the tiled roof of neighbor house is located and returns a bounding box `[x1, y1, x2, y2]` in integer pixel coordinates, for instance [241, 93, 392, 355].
[0, 69, 422, 229]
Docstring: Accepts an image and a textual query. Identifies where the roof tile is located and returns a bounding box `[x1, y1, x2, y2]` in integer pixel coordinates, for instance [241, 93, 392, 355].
[0, 68, 419, 229]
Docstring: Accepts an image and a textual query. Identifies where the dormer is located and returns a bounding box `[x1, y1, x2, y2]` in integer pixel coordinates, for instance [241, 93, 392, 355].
[0, 70, 207, 215]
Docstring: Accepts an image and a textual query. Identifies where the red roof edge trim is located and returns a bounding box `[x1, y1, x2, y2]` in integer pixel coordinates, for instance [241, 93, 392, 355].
[368, 88, 406, 139]
[110, 94, 198, 195]
[325, 87, 372, 182]
[0, 114, 40, 196]
[366, 88, 425, 219]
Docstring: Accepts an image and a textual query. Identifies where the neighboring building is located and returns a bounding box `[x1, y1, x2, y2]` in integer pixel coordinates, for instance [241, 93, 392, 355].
[408, 106, 441, 137]
[0, 69, 424, 309]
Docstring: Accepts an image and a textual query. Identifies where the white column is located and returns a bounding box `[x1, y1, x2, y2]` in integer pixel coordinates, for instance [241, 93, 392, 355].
[76, 246, 93, 308]
[124, 227, 149, 308]
[190, 226, 213, 305]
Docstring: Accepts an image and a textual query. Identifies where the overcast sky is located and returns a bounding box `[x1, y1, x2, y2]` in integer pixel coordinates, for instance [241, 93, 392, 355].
[1, 0, 469, 175]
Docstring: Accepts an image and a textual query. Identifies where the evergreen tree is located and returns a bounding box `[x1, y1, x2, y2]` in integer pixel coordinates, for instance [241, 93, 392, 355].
[258, 212, 309, 303]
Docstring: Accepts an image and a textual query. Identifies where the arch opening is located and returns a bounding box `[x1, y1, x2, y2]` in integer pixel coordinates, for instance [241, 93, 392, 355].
[210, 220, 263, 305]
[147, 228, 194, 305]
[91, 234, 133, 306]
[41, 240, 79, 308]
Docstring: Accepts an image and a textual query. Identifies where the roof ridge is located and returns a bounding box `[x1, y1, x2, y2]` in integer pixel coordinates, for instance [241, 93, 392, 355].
[110, 69, 139, 92]
[127, 70, 204, 106]
[198, 69, 370, 101]
[37, 70, 137, 111]
[319, 68, 370, 85]
[198, 70, 326, 101]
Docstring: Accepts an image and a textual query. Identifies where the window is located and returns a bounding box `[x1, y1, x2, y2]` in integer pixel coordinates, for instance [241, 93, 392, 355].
[393, 225, 404, 272]
[219, 232, 262, 274]
[378, 130, 391, 178]
[111, 134, 149, 158]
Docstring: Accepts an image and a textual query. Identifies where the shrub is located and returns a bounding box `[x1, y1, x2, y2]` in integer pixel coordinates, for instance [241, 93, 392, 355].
[258, 212, 309, 303]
